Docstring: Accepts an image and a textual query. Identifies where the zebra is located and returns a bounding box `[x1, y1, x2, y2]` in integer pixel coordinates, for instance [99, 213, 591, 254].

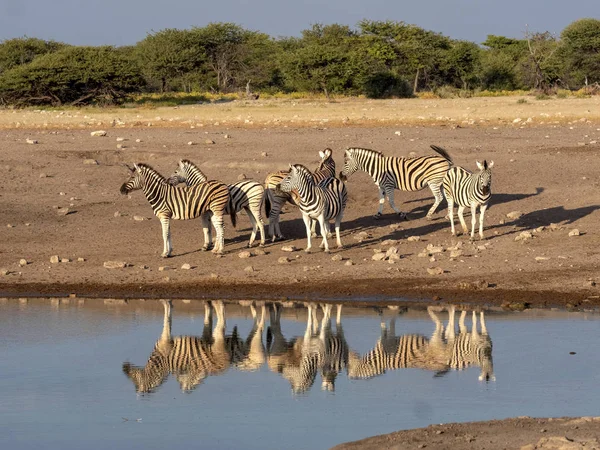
[229, 302, 266, 372]
[443, 160, 494, 240]
[122, 300, 233, 393]
[319, 304, 349, 391]
[347, 309, 449, 380]
[339, 145, 453, 220]
[120, 163, 235, 256]
[168, 159, 266, 247]
[264, 148, 336, 241]
[277, 164, 347, 253]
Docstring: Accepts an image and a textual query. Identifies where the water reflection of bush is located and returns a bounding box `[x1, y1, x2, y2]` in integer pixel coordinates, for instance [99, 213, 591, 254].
[121, 301, 494, 395]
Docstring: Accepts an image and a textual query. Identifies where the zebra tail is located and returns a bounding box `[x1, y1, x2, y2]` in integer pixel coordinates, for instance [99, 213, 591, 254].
[266, 326, 273, 350]
[430, 145, 453, 165]
[264, 191, 272, 218]
[229, 201, 237, 228]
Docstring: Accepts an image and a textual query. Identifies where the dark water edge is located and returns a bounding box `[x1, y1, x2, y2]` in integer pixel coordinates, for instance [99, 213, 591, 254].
[1, 298, 599, 450]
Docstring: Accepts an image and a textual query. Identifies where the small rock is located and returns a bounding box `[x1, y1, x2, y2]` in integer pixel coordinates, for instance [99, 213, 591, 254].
[281, 246, 296, 252]
[254, 249, 267, 256]
[388, 254, 402, 262]
[57, 207, 72, 216]
[389, 223, 403, 231]
[535, 226, 545, 233]
[19, 259, 28, 267]
[278, 256, 290, 264]
[139, 265, 149, 270]
[77, 257, 86, 262]
[83, 159, 99, 165]
[60, 258, 70, 263]
[261, 152, 268, 157]
[450, 249, 463, 258]
[477, 245, 486, 251]
[244, 265, 255, 272]
[372, 252, 387, 261]
[515, 231, 533, 241]
[568, 229, 580, 237]
[506, 211, 523, 220]
[187, 141, 196, 146]
[50, 255, 60, 264]
[26, 138, 38, 144]
[181, 263, 192, 270]
[407, 236, 421, 242]
[381, 239, 397, 246]
[7, 224, 14, 228]
[535, 256, 550, 261]
[224, 134, 231, 139]
[116, 144, 126, 149]
[237, 173, 247, 181]
[116, 137, 126, 142]
[103, 261, 127, 269]
[344, 260, 355, 266]
[331, 254, 344, 261]
[158, 266, 170, 271]
[133, 216, 145, 221]
[1, 268, 10, 276]
[205, 139, 215, 145]
[585, 280, 596, 287]
[135, 139, 142, 143]
[90, 130, 107, 137]
[512, 118, 522, 123]
[394, 131, 402, 136]
[385, 246, 399, 257]
[210, 273, 219, 278]
[417, 251, 428, 258]
[238, 251, 252, 259]
[114, 211, 122, 217]
[426, 244, 444, 254]
[427, 267, 445, 275]
[39, 173, 48, 178]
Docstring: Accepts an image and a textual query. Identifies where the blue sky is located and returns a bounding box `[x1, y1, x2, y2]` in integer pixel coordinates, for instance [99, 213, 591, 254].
[0, 0, 597, 45]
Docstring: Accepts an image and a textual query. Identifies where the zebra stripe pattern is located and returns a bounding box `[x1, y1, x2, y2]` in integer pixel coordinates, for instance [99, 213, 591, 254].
[278, 163, 347, 253]
[264, 148, 336, 241]
[169, 159, 266, 247]
[320, 304, 349, 391]
[122, 300, 232, 393]
[443, 160, 494, 240]
[120, 163, 234, 255]
[340, 145, 453, 219]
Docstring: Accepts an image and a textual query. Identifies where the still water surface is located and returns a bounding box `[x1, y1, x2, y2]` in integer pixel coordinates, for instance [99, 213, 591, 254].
[1, 298, 599, 450]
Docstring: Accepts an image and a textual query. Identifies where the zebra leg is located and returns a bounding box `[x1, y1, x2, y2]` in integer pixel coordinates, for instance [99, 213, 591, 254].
[478, 204, 488, 240]
[254, 204, 266, 247]
[448, 198, 457, 236]
[374, 186, 386, 219]
[302, 213, 313, 253]
[457, 206, 468, 235]
[317, 216, 330, 253]
[426, 182, 445, 219]
[385, 188, 407, 220]
[269, 197, 284, 242]
[459, 310, 468, 333]
[334, 214, 344, 249]
[469, 204, 478, 241]
[201, 213, 213, 251]
[159, 216, 172, 258]
[244, 207, 258, 248]
[211, 213, 225, 254]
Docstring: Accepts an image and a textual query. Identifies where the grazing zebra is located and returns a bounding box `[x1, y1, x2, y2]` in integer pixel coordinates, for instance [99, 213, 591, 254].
[264, 148, 336, 241]
[278, 164, 347, 253]
[169, 159, 266, 247]
[120, 163, 235, 256]
[443, 160, 494, 240]
[347, 309, 449, 380]
[122, 300, 232, 393]
[340, 145, 453, 220]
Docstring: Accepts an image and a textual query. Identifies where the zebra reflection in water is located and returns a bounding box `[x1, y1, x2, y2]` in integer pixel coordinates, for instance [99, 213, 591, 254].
[348, 305, 494, 382]
[266, 303, 349, 394]
[122, 300, 266, 394]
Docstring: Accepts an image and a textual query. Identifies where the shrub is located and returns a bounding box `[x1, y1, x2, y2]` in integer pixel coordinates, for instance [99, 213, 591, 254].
[363, 72, 413, 99]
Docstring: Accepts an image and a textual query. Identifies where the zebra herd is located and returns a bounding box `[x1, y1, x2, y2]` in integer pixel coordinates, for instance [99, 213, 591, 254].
[122, 301, 495, 395]
[119, 145, 494, 256]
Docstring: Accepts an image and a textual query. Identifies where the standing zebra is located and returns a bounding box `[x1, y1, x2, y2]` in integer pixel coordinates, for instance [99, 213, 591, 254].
[120, 163, 235, 256]
[264, 148, 336, 241]
[443, 160, 494, 240]
[320, 304, 349, 391]
[122, 300, 232, 393]
[278, 164, 347, 253]
[169, 159, 266, 247]
[229, 302, 266, 372]
[340, 145, 453, 220]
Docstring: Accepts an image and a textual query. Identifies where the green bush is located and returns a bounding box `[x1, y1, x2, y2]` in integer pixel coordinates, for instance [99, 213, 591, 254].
[363, 72, 413, 98]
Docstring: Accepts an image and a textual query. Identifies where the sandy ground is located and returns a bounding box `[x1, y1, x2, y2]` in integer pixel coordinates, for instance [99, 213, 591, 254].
[1, 98, 600, 449]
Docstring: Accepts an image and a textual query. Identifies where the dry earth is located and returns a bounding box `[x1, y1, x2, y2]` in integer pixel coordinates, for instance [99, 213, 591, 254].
[1, 97, 600, 450]
[1, 97, 600, 310]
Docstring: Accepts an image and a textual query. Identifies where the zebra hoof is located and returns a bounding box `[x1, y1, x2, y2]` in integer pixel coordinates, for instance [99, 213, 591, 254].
[258, 243, 265, 248]
[161, 253, 171, 258]
[373, 214, 382, 220]
[304, 248, 311, 254]
[323, 249, 330, 254]
[397, 213, 408, 221]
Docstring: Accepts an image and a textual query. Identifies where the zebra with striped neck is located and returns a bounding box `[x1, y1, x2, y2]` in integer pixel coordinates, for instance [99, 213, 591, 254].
[443, 160, 494, 240]
[277, 163, 347, 253]
[122, 300, 232, 393]
[340, 145, 453, 220]
[169, 159, 266, 247]
[264, 148, 336, 241]
[120, 163, 235, 256]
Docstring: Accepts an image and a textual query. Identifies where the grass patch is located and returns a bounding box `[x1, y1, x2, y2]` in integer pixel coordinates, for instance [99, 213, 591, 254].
[516, 98, 528, 104]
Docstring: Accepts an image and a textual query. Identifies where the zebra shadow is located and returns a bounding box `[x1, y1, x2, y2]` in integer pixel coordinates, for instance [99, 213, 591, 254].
[348, 305, 494, 382]
[122, 300, 266, 394]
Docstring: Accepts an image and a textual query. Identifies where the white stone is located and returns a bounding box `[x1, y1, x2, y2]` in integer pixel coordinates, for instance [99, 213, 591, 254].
[238, 251, 252, 258]
[372, 252, 387, 261]
[90, 130, 107, 137]
[50, 255, 60, 264]
[515, 231, 533, 241]
[407, 236, 421, 242]
[103, 261, 127, 269]
[506, 211, 523, 220]
[83, 159, 98, 165]
[331, 254, 344, 261]
[26, 139, 38, 144]
[281, 246, 296, 252]
[568, 229, 580, 237]
[278, 257, 290, 264]
[133, 216, 145, 221]
[427, 267, 445, 275]
[19, 259, 28, 267]
[181, 263, 192, 270]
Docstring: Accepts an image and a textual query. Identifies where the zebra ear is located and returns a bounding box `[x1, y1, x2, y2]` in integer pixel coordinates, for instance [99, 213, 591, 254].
[133, 163, 141, 172]
[487, 160, 494, 169]
[323, 148, 332, 158]
[318, 150, 325, 159]
[288, 164, 294, 171]
[344, 149, 351, 157]
[476, 160, 484, 171]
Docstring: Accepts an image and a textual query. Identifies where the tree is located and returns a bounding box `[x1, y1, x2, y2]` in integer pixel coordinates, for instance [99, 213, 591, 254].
[480, 35, 527, 90]
[445, 40, 482, 90]
[0, 46, 145, 106]
[0, 37, 66, 74]
[559, 18, 600, 87]
[136, 29, 205, 92]
[522, 29, 560, 91]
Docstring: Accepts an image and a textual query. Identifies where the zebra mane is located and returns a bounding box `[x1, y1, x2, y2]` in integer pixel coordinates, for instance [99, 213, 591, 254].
[347, 147, 384, 158]
[292, 164, 316, 182]
[135, 163, 169, 184]
[180, 159, 199, 169]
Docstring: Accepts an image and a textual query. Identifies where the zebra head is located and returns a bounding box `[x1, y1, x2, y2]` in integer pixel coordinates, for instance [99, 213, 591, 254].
[277, 164, 314, 193]
[340, 148, 358, 181]
[317, 148, 335, 172]
[122, 361, 166, 394]
[167, 160, 188, 186]
[475, 160, 494, 196]
[120, 164, 143, 195]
